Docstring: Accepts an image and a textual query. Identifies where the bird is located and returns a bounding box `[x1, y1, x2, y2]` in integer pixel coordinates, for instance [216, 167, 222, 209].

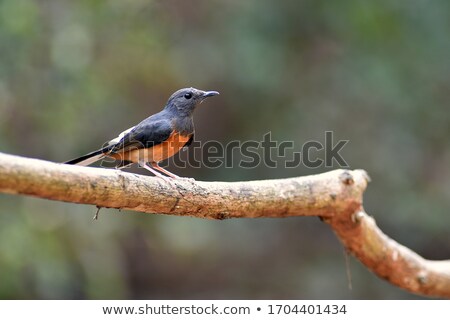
[65, 87, 219, 182]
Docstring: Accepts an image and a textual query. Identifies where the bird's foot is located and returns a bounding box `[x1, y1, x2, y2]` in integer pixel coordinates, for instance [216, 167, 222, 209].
[174, 176, 196, 184]
[157, 175, 178, 188]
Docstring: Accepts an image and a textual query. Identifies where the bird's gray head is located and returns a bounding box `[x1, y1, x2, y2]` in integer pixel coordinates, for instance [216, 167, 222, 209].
[165, 87, 219, 116]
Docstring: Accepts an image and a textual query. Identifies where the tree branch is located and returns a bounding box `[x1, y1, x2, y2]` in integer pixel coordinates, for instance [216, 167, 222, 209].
[0, 152, 449, 298]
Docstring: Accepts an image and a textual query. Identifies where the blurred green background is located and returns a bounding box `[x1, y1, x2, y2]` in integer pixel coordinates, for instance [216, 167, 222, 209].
[0, 0, 449, 299]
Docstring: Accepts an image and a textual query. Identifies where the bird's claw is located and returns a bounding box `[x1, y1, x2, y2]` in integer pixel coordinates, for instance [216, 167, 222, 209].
[157, 176, 178, 188]
[178, 176, 196, 184]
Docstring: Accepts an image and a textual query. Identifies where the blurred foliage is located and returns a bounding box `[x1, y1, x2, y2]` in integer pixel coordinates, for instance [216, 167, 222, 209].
[0, 0, 449, 299]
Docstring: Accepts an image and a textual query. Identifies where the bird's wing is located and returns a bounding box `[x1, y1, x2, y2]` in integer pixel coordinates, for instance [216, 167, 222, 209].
[108, 117, 173, 154]
[107, 126, 136, 146]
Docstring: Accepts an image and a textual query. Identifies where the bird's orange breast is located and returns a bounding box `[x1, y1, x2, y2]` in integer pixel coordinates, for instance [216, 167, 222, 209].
[111, 131, 191, 164]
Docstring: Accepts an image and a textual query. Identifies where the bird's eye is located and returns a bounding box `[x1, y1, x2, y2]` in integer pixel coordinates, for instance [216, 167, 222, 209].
[184, 92, 192, 99]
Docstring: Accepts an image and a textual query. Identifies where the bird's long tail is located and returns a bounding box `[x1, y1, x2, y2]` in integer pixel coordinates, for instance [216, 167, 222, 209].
[65, 149, 106, 166]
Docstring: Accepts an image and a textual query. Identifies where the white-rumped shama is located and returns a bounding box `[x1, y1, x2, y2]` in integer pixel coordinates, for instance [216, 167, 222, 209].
[65, 88, 219, 181]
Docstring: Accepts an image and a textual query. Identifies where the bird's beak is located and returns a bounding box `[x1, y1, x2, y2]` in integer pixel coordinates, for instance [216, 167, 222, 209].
[201, 91, 220, 98]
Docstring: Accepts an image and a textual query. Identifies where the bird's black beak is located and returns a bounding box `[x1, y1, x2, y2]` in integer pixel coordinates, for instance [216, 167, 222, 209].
[201, 91, 220, 99]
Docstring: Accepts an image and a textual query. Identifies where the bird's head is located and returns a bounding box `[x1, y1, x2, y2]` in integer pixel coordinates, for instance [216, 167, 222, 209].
[165, 87, 219, 116]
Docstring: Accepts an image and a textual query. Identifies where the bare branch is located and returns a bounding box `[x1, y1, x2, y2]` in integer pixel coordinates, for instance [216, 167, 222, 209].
[0, 152, 449, 298]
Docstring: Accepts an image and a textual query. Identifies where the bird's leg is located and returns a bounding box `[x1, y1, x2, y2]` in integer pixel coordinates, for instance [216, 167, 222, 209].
[139, 161, 177, 187]
[151, 162, 195, 183]
[115, 160, 133, 170]
[150, 162, 179, 179]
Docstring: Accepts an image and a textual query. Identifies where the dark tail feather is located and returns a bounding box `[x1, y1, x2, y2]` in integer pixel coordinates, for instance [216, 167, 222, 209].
[65, 149, 105, 166]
